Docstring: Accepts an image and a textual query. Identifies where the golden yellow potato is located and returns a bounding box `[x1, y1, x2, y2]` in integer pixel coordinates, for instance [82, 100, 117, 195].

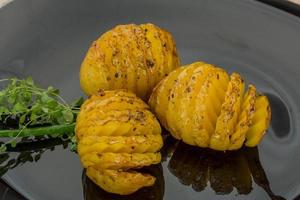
[83, 164, 164, 200]
[245, 95, 271, 147]
[149, 61, 271, 150]
[80, 23, 180, 100]
[86, 168, 155, 195]
[76, 90, 163, 195]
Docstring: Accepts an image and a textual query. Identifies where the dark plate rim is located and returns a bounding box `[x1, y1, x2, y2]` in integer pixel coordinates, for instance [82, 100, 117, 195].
[256, 0, 300, 17]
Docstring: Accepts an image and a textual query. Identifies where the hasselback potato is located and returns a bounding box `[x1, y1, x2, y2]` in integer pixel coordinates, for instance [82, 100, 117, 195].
[76, 90, 163, 195]
[80, 23, 180, 100]
[149, 61, 271, 151]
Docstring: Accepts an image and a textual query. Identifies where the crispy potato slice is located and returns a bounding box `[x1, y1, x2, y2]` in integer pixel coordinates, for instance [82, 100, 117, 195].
[179, 63, 218, 145]
[81, 152, 161, 170]
[78, 135, 163, 156]
[245, 95, 271, 147]
[86, 168, 155, 195]
[149, 67, 185, 130]
[210, 73, 245, 150]
[189, 67, 228, 147]
[228, 85, 257, 150]
[166, 64, 199, 139]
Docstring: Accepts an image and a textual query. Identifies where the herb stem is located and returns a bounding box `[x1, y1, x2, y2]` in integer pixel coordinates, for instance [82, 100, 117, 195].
[0, 123, 75, 137]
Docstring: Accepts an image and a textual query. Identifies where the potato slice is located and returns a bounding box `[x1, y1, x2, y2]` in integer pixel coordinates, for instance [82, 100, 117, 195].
[149, 67, 185, 130]
[210, 73, 245, 150]
[81, 152, 161, 170]
[179, 63, 219, 145]
[86, 168, 155, 195]
[245, 95, 271, 147]
[78, 135, 163, 156]
[166, 64, 200, 139]
[228, 85, 257, 150]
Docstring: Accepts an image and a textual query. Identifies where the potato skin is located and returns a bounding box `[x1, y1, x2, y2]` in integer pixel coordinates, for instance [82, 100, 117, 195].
[76, 90, 163, 195]
[149, 62, 271, 151]
[80, 23, 180, 100]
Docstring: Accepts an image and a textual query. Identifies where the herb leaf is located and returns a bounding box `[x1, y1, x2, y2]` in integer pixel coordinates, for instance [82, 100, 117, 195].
[0, 77, 84, 152]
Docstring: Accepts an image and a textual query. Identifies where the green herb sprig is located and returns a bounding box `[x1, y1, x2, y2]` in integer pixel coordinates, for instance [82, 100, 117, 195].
[0, 77, 83, 152]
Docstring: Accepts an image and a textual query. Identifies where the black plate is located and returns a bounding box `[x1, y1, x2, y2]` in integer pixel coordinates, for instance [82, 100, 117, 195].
[1, 0, 300, 199]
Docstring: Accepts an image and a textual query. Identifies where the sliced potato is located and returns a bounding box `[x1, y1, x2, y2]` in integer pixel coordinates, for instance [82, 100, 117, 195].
[81, 152, 161, 170]
[210, 73, 245, 150]
[80, 23, 180, 100]
[149, 67, 185, 130]
[150, 61, 271, 150]
[86, 168, 156, 195]
[245, 95, 271, 147]
[78, 135, 163, 156]
[76, 90, 163, 195]
[228, 85, 256, 150]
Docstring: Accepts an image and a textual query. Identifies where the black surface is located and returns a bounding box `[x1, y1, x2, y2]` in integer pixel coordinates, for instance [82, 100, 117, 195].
[0, 180, 25, 200]
[1, 0, 300, 199]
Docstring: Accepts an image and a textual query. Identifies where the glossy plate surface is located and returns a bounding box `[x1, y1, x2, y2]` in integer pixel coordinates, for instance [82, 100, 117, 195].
[0, 0, 300, 199]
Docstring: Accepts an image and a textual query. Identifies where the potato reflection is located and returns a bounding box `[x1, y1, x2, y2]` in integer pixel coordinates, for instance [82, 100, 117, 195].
[82, 164, 164, 200]
[168, 142, 286, 199]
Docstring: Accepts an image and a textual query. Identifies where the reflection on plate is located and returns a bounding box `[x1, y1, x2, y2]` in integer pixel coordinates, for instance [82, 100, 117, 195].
[82, 164, 164, 200]
[0, 137, 69, 177]
[0, 133, 290, 199]
[167, 140, 286, 199]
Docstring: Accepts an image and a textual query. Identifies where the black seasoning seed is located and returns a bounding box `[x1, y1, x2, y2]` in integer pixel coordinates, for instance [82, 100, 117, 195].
[216, 74, 220, 79]
[133, 127, 137, 131]
[145, 28, 148, 32]
[107, 76, 111, 81]
[165, 73, 168, 77]
[185, 87, 191, 93]
[131, 146, 135, 149]
[115, 73, 119, 78]
[171, 94, 174, 98]
[128, 99, 134, 104]
[98, 89, 105, 96]
[112, 50, 118, 56]
[124, 74, 127, 79]
[146, 59, 155, 68]
[163, 43, 167, 47]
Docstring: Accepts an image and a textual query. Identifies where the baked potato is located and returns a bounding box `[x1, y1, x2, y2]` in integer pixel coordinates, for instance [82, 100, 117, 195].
[76, 90, 163, 195]
[80, 23, 180, 100]
[149, 61, 271, 150]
